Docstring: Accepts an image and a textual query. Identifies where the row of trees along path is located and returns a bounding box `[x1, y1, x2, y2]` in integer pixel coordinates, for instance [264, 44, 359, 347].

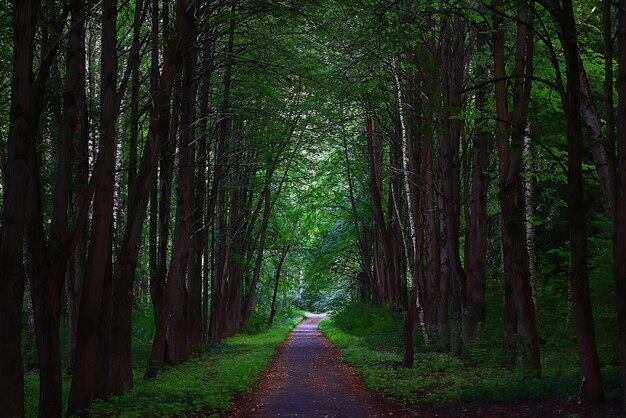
[0, 0, 625, 416]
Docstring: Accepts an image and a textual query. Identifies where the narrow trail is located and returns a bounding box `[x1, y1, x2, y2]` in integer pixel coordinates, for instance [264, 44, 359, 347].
[224, 314, 406, 417]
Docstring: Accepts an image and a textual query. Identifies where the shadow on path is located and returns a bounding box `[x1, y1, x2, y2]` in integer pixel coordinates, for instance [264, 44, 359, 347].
[223, 314, 406, 417]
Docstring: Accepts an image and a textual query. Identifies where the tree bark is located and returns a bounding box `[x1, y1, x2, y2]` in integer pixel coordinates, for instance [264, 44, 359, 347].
[148, 0, 160, 330]
[68, 0, 118, 413]
[366, 106, 396, 308]
[424, 137, 442, 334]
[394, 56, 428, 366]
[126, 0, 189, 378]
[0, 1, 37, 415]
[25, 2, 86, 415]
[493, 0, 541, 373]
[152, 72, 181, 329]
[241, 173, 274, 333]
[127, 1, 145, 191]
[109, 0, 146, 395]
[167, 14, 197, 362]
[556, 0, 605, 403]
[208, 14, 235, 343]
[269, 251, 289, 326]
[523, 131, 537, 311]
[188, 32, 212, 350]
[438, 13, 466, 355]
[465, 17, 489, 344]
[67, 2, 90, 373]
[614, 0, 626, 409]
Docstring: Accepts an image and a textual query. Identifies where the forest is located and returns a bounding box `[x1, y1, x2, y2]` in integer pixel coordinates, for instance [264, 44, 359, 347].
[0, 0, 625, 416]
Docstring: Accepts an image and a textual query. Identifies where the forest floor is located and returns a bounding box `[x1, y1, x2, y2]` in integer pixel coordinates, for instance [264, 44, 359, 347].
[224, 314, 623, 417]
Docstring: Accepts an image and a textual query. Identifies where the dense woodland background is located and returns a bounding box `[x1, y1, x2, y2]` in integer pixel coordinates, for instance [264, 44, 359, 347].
[0, 0, 625, 416]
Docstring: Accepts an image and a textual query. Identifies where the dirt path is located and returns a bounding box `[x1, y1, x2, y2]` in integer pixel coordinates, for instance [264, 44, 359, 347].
[224, 314, 406, 417]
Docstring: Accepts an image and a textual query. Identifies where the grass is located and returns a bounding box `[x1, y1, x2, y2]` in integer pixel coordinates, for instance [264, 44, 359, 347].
[319, 301, 622, 406]
[24, 309, 304, 417]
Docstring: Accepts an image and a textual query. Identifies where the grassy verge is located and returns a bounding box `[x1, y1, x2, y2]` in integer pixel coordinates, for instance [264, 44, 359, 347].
[24, 310, 303, 417]
[319, 303, 621, 405]
[89, 311, 303, 417]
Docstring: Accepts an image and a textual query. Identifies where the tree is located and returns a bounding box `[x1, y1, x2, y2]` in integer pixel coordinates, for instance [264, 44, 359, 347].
[493, 0, 541, 374]
[551, 0, 604, 402]
[465, 11, 489, 345]
[68, 0, 119, 412]
[615, 0, 626, 408]
[0, 1, 37, 415]
[438, 10, 466, 355]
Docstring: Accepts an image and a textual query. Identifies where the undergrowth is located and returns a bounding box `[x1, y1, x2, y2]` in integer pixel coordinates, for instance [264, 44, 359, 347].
[24, 309, 304, 417]
[88, 309, 303, 417]
[319, 301, 621, 405]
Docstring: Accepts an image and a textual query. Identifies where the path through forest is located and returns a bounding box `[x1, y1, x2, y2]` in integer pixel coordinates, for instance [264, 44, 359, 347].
[224, 314, 406, 417]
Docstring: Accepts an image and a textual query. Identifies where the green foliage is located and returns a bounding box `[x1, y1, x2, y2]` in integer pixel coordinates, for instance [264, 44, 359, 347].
[132, 305, 156, 368]
[321, 299, 622, 406]
[87, 311, 303, 417]
[24, 372, 41, 418]
[22, 308, 303, 417]
[330, 302, 403, 351]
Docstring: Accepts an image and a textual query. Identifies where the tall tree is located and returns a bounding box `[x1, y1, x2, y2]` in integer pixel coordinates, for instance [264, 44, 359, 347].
[438, 11, 466, 355]
[615, 0, 626, 408]
[552, 0, 605, 402]
[25, 1, 87, 415]
[493, 0, 541, 374]
[0, 1, 37, 415]
[366, 106, 396, 308]
[109, 0, 146, 395]
[465, 15, 489, 344]
[68, 0, 119, 412]
[208, 13, 235, 343]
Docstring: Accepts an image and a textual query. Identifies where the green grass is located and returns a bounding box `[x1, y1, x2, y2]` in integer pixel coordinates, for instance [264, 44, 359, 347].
[89, 310, 303, 417]
[319, 302, 622, 405]
[24, 309, 304, 417]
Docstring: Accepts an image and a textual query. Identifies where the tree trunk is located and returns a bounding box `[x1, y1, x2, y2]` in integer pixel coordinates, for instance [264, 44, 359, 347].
[269, 251, 289, 326]
[465, 17, 489, 344]
[134, 0, 190, 378]
[94, 220, 114, 400]
[197, 35, 215, 343]
[109, 0, 146, 395]
[208, 14, 235, 343]
[127, 1, 145, 192]
[167, 14, 197, 362]
[68, 0, 118, 412]
[424, 137, 441, 334]
[152, 71, 182, 330]
[614, 0, 626, 409]
[366, 107, 396, 308]
[395, 56, 428, 366]
[0, 1, 37, 414]
[148, 0, 159, 328]
[67, 7, 90, 371]
[26, 2, 85, 415]
[556, 0, 605, 402]
[493, 9, 517, 367]
[223, 145, 247, 337]
[241, 176, 273, 333]
[189, 38, 212, 350]
[523, 131, 538, 311]
[439, 14, 466, 355]
[493, 0, 540, 373]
